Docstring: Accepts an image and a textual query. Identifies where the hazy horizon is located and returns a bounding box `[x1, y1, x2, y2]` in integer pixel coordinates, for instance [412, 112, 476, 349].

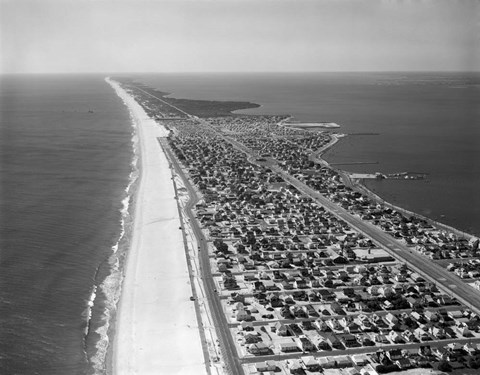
[1, 0, 478, 75]
[2, 70, 480, 76]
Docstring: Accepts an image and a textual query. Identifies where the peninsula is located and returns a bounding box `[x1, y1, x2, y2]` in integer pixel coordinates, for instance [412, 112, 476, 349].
[109, 77, 480, 375]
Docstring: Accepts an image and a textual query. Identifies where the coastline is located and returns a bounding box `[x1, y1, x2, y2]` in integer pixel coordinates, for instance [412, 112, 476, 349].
[106, 79, 206, 375]
[311, 134, 476, 241]
[346, 173, 475, 241]
[120, 78, 477, 240]
[93, 90, 141, 375]
[321, 136, 477, 240]
[102, 77, 477, 374]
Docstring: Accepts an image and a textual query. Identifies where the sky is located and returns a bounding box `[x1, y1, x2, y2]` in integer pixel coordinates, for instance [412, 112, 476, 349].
[0, 0, 478, 74]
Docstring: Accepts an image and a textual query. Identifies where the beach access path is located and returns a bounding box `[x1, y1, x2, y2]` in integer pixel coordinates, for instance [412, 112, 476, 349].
[107, 79, 206, 375]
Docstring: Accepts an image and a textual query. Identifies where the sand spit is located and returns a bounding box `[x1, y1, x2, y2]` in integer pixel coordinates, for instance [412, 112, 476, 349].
[106, 78, 206, 375]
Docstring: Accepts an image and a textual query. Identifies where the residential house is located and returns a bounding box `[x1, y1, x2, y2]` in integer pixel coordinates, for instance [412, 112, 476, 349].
[235, 309, 252, 322]
[326, 318, 342, 331]
[395, 358, 411, 370]
[356, 314, 373, 331]
[385, 313, 399, 325]
[323, 333, 344, 350]
[387, 349, 403, 361]
[414, 328, 431, 342]
[344, 322, 361, 334]
[448, 310, 464, 320]
[430, 327, 446, 340]
[247, 342, 270, 355]
[263, 280, 277, 290]
[337, 333, 358, 348]
[317, 357, 336, 369]
[331, 302, 346, 315]
[286, 359, 303, 375]
[313, 336, 331, 351]
[463, 343, 480, 356]
[314, 319, 329, 332]
[279, 339, 300, 353]
[351, 354, 368, 366]
[457, 324, 472, 337]
[335, 356, 353, 367]
[296, 336, 316, 352]
[255, 361, 277, 372]
[424, 311, 440, 322]
[301, 356, 320, 371]
[239, 321, 254, 331]
[272, 322, 288, 336]
[373, 334, 388, 344]
[388, 331, 403, 343]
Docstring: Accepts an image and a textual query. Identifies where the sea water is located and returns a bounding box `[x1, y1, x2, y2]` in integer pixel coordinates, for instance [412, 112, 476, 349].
[1, 72, 478, 375]
[0, 74, 135, 374]
[136, 72, 480, 235]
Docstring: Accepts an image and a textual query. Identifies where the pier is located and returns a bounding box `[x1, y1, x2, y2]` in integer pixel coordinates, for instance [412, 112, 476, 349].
[330, 161, 379, 166]
[347, 132, 380, 136]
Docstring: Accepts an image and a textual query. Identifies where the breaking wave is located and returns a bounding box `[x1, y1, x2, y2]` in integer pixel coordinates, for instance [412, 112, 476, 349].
[85, 77, 141, 374]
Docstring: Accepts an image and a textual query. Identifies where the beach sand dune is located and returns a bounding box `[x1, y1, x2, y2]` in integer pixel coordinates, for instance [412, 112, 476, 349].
[107, 79, 206, 375]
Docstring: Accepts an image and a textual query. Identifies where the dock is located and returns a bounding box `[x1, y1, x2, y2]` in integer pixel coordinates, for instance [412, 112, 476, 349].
[330, 161, 379, 166]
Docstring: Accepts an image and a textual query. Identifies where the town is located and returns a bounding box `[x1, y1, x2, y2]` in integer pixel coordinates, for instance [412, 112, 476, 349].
[121, 80, 480, 375]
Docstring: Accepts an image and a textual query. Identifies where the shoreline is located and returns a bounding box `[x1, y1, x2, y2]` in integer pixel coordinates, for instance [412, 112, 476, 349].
[103, 78, 143, 375]
[281, 116, 474, 238]
[102, 77, 476, 374]
[348, 174, 475, 240]
[106, 79, 206, 375]
[128, 78, 478, 239]
[321, 136, 477, 239]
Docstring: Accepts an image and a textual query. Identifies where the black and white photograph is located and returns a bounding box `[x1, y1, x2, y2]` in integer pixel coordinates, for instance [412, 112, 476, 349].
[1, 1, 479, 374]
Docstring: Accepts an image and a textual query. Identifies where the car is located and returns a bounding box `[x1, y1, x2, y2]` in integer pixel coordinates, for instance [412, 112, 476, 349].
[190, 296, 196, 301]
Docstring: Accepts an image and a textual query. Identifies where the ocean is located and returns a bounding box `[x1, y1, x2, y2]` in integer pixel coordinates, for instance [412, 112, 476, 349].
[0, 75, 135, 375]
[0, 72, 478, 375]
[138, 72, 480, 236]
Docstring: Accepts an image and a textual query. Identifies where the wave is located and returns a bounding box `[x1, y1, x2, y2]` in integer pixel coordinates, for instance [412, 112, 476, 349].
[85, 77, 142, 374]
[83, 285, 97, 336]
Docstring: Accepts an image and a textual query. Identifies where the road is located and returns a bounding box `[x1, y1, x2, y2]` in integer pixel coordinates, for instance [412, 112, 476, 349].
[133, 85, 195, 119]
[272, 167, 480, 316]
[129, 83, 480, 372]
[192, 111, 480, 317]
[159, 139, 244, 375]
[241, 336, 480, 364]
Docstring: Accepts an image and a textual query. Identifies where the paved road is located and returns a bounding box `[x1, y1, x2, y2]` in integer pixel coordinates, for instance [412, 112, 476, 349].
[165, 149, 212, 375]
[159, 139, 244, 375]
[133, 85, 194, 118]
[241, 336, 480, 364]
[272, 167, 480, 316]
[193, 113, 480, 316]
[130, 84, 480, 371]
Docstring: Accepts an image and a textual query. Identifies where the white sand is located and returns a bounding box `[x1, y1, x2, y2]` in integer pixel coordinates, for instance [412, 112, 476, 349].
[107, 79, 207, 375]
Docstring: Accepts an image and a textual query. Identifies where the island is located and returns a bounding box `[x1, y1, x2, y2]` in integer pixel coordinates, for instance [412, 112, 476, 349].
[108, 77, 480, 375]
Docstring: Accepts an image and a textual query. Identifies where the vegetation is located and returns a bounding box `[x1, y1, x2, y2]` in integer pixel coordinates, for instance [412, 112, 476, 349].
[436, 360, 452, 372]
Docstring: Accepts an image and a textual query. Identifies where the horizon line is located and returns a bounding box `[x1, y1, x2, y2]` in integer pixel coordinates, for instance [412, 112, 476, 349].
[1, 70, 480, 76]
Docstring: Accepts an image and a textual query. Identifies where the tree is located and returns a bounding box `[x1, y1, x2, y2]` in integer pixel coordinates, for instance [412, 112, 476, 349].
[213, 239, 228, 253]
[437, 361, 452, 372]
[468, 357, 479, 369]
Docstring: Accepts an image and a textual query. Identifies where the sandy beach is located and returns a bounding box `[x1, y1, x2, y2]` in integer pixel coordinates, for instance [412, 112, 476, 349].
[107, 79, 207, 375]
